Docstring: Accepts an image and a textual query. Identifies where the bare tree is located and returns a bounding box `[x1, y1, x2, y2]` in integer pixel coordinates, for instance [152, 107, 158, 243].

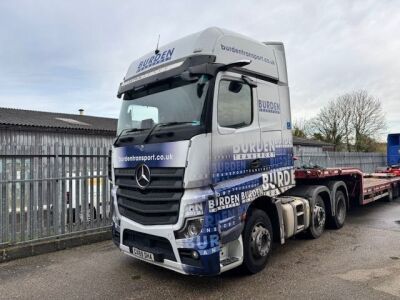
[310, 100, 344, 150]
[337, 93, 353, 151]
[351, 90, 386, 151]
[309, 90, 386, 152]
[292, 118, 312, 138]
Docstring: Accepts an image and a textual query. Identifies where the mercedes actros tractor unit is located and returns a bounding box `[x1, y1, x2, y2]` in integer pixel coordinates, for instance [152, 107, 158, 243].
[110, 27, 400, 275]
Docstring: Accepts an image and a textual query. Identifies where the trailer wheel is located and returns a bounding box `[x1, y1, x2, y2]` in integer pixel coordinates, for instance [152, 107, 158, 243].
[241, 209, 273, 274]
[330, 191, 347, 229]
[387, 189, 394, 202]
[307, 195, 326, 239]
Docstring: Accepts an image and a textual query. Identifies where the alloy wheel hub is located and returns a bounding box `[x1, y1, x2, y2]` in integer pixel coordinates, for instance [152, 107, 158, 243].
[251, 223, 271, 258]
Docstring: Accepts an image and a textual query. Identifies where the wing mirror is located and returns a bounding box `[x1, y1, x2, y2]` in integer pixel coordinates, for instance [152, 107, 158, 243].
[228, 81, 243, 93]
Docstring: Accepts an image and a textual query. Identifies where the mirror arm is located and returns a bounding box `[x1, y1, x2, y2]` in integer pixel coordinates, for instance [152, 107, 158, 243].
[242, 75, 257, 87]
[217, 59, 251, 72]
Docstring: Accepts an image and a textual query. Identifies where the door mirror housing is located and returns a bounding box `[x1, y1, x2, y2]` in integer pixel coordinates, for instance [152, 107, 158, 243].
[228, 81, 243, 93]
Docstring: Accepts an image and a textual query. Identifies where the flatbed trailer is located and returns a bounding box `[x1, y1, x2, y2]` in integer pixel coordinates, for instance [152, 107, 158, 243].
[295, 167, 400, 206]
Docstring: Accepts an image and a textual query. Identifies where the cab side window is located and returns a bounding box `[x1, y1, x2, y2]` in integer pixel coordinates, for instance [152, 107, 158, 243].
[217, 80, 252, 129]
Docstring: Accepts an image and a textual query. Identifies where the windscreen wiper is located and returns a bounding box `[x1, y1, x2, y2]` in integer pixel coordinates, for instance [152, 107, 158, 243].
[113, 128, 146, 146]
[143, 121, 196, 143]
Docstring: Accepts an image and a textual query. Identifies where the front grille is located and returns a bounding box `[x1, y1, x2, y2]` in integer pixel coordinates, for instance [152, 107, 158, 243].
[115, 167, 184, 225]
[123, 229, 176, 261]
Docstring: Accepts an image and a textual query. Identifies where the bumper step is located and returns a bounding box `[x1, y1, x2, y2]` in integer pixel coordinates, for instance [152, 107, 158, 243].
[221, 257, 239, 266]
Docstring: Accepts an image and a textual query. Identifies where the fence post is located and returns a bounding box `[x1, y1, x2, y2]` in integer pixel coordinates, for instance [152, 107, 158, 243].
[61, 145, 66, 234]
[20, 145, 26, 242]
[89, 147, 94, 228]
[1, 147, 7, 244]
[68, 145, 73, 233]
[11, 144, 17, 243]
[96, 147, 101, 227]
[82, 147, 88, 230]
[53, 143, 60, 235]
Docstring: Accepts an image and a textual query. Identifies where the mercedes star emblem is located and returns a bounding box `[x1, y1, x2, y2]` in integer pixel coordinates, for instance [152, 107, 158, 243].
[135, 164, 151, 189]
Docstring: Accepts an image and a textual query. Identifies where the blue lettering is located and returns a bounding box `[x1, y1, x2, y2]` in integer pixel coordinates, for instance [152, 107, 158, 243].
[160, 51, 167, 62]
[258, 99, 281, 114]
[167, 48, 174, 59]
[135, 47, 175, 73]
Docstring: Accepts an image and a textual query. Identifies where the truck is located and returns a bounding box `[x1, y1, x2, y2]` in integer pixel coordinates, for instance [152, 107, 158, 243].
[387, 133, 400, 167]
[109, 27, 400, 275]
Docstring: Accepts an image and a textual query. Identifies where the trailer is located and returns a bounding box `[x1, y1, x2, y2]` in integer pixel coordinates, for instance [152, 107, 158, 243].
[295, 167, 400, 205]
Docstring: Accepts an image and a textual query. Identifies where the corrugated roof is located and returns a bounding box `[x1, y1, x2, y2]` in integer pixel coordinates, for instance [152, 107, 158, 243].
[0, 107, 117, 133]
[0, 107, 336, 146]
[293, 136, 334, 147]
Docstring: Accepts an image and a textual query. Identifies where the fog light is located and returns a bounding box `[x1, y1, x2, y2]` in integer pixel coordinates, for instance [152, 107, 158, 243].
[191, 250, 199, 260]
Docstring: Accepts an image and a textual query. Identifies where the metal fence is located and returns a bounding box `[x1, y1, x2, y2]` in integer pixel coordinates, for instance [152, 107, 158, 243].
[294, 151, 387, 173]
[0, 144, 387, 247]
[0, 144, 112, 247]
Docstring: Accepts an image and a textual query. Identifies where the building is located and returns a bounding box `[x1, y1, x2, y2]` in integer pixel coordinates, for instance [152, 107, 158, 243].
[0, 107, 117, 147]
[293, 136, 335, 154]
[0, 107, 334, 153]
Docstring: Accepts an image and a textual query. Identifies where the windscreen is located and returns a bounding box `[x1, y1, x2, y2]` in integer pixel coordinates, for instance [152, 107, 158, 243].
[117, 75, 210, 135]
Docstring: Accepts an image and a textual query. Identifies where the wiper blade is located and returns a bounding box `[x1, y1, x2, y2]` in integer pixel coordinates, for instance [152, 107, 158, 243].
[143, 122, 196, 143]
[113, 128, 146, 146]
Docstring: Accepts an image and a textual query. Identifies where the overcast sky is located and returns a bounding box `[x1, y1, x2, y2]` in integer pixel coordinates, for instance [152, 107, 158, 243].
[0, 0, 399, 136]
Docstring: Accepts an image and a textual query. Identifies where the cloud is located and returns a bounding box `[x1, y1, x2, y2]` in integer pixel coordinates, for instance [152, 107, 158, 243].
[0, 0, 399, 135]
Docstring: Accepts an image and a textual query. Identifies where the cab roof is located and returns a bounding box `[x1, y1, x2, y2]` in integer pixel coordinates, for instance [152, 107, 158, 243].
[123, 27, 288, 85]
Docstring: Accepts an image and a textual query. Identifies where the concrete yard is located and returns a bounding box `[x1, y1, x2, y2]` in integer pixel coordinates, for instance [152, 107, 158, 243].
[1, 201, 400, 300]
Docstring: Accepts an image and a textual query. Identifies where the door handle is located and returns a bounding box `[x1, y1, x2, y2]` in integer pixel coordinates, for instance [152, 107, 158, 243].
[250, 159, 261, 169]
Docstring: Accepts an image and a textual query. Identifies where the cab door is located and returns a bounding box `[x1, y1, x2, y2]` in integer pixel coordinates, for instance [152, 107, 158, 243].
[211, 71, 260, 186]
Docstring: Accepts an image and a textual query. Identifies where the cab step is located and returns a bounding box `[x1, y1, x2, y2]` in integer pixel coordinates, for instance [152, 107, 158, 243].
[220, 257, 239, 266]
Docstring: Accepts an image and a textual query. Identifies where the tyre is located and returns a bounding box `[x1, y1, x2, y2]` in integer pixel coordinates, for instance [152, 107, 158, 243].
[307, 195, 326, 239]
[387, 189, 394, 202]
[241, 209, 273, 274]
[330, 190, 347, 229]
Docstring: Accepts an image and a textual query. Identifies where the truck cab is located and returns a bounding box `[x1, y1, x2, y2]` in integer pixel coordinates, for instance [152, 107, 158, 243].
[111, 27, 328, 275]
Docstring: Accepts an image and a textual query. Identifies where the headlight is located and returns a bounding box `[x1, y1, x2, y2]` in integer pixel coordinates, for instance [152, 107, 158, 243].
[175, 217, 204, 239]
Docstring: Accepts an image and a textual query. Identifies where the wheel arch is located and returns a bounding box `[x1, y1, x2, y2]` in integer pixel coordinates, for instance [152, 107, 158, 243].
[325, 181, 349, 216]
[284, 185, 332, 214]
[246, 196, 282, 243]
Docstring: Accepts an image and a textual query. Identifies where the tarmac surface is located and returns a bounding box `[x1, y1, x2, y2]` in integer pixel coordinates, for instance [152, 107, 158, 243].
[1, 200, 400, 299]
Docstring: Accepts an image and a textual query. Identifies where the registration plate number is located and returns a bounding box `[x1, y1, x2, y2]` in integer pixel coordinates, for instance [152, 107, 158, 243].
[131, 247, 155, 261]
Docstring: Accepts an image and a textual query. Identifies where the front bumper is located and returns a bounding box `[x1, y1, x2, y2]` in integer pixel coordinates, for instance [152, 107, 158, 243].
[112, 186, 222, 275]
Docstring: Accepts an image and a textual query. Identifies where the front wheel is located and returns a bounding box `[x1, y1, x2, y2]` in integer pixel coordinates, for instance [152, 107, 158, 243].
[241, 209, 273, 274]
[307, 195, 326, 239]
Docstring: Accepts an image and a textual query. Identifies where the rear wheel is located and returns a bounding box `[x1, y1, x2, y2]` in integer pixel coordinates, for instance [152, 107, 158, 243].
[307, 195, 326, 239]
[387, 189, 394, 202]
[330, 190, 347, 229]
[241, 209, 273, 274]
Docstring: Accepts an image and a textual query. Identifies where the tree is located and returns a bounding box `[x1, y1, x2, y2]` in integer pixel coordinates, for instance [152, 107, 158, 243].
[310, 100, 344, 150]
[292, 119, 311, 138]
[337, 93, 353, 151]
[351, 90, 386, 151]
[308, 90, 386, 152]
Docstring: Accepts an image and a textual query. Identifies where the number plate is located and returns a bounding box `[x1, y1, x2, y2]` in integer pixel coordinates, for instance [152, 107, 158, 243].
[131, 247, 155, 261]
